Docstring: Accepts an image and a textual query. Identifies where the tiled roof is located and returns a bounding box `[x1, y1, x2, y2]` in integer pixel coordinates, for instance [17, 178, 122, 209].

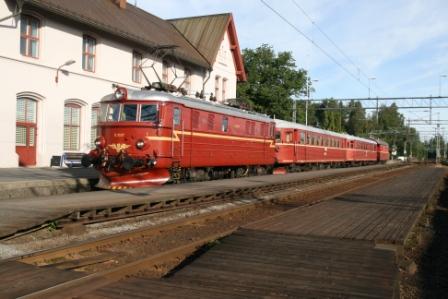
[170, 13, 247, 81]
[21, 0, 210, 68]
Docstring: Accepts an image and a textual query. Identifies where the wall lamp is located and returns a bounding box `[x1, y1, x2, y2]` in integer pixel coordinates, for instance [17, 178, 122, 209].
[55, 60, 76, 83]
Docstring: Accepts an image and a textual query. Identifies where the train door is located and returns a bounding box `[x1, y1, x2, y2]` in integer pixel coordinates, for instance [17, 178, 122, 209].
[171, 106, 183, 160]
[293, 129, 299, 162]
[346, 140, 354, 161]
[16, 98, 37, 166]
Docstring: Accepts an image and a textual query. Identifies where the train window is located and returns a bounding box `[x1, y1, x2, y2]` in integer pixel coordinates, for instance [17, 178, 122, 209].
[192, 111, 200, 129]
[286, 132, 293, 143]
[141, 104, 158, 122]
[275, 131, 281, 142]
[250, 122, 255, 135]
[173, 107, 181, 125]
[120, 104, 137, 121]
[105, 103, 120, 121]
[207, 114, 215, 130]
[222, 117, 228, 132]
[100, 104, 107, 121]
[300, 132, 305, 144]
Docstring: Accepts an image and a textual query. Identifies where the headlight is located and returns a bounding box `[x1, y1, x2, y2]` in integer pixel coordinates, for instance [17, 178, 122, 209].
[136, 139, 145, 149]
[114, 87, 127, 100]
[95, 136, 106, 149]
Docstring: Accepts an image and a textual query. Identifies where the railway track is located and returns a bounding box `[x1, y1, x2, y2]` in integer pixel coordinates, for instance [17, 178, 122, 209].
[3, 164, 414, 298]
[57, 164, 406, 226]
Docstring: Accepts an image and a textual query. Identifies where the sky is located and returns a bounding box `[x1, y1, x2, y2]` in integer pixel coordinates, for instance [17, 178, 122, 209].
[140, 0, 448, 140]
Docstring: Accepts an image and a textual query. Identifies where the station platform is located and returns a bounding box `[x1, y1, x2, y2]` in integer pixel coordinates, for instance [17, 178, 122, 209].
[0, 165, 390, 239]
[86, 166, 445, 298]
[0, 167, 98, 200]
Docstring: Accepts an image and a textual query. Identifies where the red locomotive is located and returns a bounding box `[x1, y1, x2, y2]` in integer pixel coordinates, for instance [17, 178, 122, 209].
[83, 86, 389, 189]
[83, 87, 276, 189]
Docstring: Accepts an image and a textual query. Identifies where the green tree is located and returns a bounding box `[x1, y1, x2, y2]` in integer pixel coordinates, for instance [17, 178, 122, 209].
[346, 100, 366, 136]
[315, 99, 341, 131]
[237, 44, 308, 120]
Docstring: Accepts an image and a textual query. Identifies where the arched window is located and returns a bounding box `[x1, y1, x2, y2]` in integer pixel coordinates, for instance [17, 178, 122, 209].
[64, 103, 81, 151]
[20, 15, 40, 58]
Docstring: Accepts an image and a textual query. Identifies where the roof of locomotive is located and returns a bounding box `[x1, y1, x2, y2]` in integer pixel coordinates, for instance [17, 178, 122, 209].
[370, 138, 389, 146]
[100, 89, 273, 123]
[274, 119, 377, 145]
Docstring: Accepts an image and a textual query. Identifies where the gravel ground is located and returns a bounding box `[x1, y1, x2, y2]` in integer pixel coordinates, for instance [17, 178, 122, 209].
[0, 199, 262, 260]
[400, 176, 448, 298]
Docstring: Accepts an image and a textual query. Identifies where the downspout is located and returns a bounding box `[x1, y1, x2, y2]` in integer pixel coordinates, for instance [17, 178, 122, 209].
[200, 68, 212, 99]
[0, 0, 23, 23]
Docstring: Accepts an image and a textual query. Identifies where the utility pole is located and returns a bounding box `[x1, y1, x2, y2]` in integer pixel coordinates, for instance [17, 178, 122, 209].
[376, 97, 379, 125]
[429, 96, 432, 122]
[436, 116, 441, 164]
[305, 79, 318, 126]
[443, 128, 446, 160]
[404, 119, 410, 157]
[292, 99, 297, 123]
[305, 85, 308, 126]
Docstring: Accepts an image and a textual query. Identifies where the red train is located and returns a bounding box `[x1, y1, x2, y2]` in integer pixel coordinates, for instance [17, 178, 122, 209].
[82, 87, 389, 189]
[275, 120, 382, 171]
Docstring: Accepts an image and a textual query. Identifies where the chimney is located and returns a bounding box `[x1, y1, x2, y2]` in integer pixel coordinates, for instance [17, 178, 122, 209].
[114, 0, 126, 9]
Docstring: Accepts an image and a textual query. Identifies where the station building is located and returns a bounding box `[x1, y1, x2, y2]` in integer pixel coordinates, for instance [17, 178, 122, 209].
[0, 0, 246, 167]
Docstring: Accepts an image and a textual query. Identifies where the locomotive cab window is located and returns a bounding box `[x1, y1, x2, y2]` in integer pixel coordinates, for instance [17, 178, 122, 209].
[173, 107, 181, 125]
[141, 104, 158, 122]
[222, 117, 228, 132]
[275, 131, 281, 143]
[120, 104, 137, 121]
[105, 103, 120, 121]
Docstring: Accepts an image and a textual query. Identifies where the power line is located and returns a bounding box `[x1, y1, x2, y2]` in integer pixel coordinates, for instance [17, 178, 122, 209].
[315, 106, 448, 111]
[259, 0, 372, 93]
[290, 1, 370, 82]
[308, 96, 448, 102]
[289, 0, 426, 122]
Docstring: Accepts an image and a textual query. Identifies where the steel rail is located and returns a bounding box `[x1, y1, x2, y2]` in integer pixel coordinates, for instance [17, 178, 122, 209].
[59, 164, 404, 226]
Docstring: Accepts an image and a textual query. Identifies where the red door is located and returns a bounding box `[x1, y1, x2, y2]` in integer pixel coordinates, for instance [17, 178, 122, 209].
[16, 98, 37, 166]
